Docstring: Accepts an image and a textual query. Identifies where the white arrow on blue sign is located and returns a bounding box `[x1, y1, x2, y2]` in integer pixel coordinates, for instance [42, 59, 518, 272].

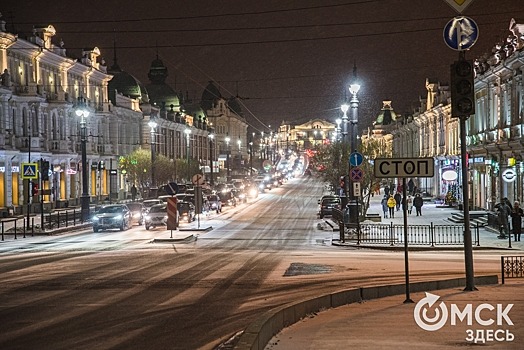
[349, 152, 364, 167]
[443, 16, 479, 51]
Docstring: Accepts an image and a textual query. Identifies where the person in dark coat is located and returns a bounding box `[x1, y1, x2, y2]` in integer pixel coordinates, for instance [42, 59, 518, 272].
[407, 179, 415, 195]
[496, 200, 512, 238]
[413, 194, 423, 216]
[510, 201, 523, 241]
[394, 192, 402, 211]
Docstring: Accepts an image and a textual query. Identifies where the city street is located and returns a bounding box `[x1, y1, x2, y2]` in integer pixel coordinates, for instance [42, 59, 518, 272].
[0, 175, 520, 350]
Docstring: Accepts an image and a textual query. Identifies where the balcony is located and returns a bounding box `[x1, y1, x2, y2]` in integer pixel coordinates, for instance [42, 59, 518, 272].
[50, 140, 71, 153]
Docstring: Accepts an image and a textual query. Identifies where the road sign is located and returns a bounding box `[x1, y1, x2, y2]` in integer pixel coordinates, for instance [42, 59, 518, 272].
[502, 169, 517, 183]
[192, 173, 205, 186]
[21, 163, 38, 179]
[443, 16, 479, 51]
[349, 167, 364, 182]
[353, 182, 361, 197]
[443, 0, 475, 14]
[374, 158, 435, 178]
[349, 152, 364, 167]
[166, 197, 178, 230]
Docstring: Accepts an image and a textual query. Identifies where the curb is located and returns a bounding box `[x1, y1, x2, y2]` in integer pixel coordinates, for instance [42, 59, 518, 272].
[152, 234, 197, 243]
[233, 275, 499, 350]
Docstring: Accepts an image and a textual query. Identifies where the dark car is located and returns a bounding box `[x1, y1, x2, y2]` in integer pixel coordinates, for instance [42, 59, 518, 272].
[92, 204, 132, 232]
[177, 201, 196, 223]
[126, 202, 145, 225]
[318, 196, 341, 219]
[220, 191, 237, 207]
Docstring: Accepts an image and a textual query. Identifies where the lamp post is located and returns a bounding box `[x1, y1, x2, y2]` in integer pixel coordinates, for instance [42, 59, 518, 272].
[185, 128, 191, 181]
[148, 119, 157, 188]
[75, 97, 90, 222]
[347, 65, 361, 225]
[208, 133, 215, 186]
[340, 103, 349, 144]
[225, 136, 231, 182]
[249, 141, 253, 177]
[336, 118, 342, 142]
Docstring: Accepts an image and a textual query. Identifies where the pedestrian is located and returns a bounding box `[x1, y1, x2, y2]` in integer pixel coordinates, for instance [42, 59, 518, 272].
[510, 201, 523, 241]
[384, 185, 390, 197]
[387, 195, 396, 218]
[496, 200, 512, 238]
[413, 194, 423, 216]
[381, 195, 389, 218]
[407, 179, 415, 195]
[131, 184, 137, 202]
[407, 195, 413, 215]
[394, 192, 402, 211]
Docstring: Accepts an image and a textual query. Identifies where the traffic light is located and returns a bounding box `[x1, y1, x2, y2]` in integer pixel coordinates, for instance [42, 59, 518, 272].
[450, 59, 475, 118]
[31, 182, 39, 196]
[97, 160, 105, 171]
[41, 160, 50, 181]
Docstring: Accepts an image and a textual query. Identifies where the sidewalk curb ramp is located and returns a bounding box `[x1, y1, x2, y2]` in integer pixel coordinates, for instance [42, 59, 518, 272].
[233, 275, 498, 350]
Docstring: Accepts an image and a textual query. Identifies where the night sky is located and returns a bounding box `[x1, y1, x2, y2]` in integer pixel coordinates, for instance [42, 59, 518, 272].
[2, 0, 523, 132]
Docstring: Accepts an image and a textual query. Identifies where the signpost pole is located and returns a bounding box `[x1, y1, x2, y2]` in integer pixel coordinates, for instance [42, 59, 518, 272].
[402, 177, 413, 303]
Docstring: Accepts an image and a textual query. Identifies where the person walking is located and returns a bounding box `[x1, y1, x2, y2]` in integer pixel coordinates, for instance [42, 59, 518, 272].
[407, 195, 413, 215]
[381, 195, 389, 218]
[384, 185, 390, 197]
[496, 200, 512, 239]
[413, 194, 423, 216]
[407, 179, 415, 195]
[394, 192, 402, 211]
[511, 201, 523, 241]
[131, 184, 137, 202]
[387, 195, 396, 219]
[510, 201, 523, 241]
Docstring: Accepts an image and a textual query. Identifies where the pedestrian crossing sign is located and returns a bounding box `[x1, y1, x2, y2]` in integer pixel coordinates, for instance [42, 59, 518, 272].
[21, 163, 39, 179]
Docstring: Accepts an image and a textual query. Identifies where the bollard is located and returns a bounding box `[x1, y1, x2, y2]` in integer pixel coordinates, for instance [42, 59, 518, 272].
[1, 221, 4, 241]
[31, 217, 34, 236]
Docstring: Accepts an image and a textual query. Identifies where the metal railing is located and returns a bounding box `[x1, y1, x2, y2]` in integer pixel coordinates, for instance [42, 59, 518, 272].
[501, 256, 524, 284]
[347, 222, 480, 246]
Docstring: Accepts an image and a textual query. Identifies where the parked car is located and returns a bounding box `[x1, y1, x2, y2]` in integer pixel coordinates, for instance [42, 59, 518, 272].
[177, 201, 196, 223]
[125, 202, 145, 225]
[92, 204, 132, 232]
[318, 195, 342, 219]
[144, 204, 169, 230]
[207, 194, 222, 213]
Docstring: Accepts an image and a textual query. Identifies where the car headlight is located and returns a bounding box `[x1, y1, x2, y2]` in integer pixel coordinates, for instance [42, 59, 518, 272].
[249, 189, 257, 196]
[133, 213, 141, 218]
[144, 215, 151, 220]
[92, 216, 100, 221]
[115, 215, 123, 220]
[259, 184, 264, 189]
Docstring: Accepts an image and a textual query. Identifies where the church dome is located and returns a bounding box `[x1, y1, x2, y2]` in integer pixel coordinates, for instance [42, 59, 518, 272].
[227, 97, 243, 117]
[107, 63, 149, 104]
[145, 56, 180, 111]
[201, 81, 221, 111]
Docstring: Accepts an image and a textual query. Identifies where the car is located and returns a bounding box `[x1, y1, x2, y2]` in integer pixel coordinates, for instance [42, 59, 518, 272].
[177, 201, 196, 223]
[318, 196, 342, 219]
[126, 202, 145, 225]
[207, 194, 222, 213]
[220, 191, 237, 207]
[231, 189, 247, 203]
[144, 204, 169, 230]
[92, 204, 132, 232]
[142, 199, 164, 213]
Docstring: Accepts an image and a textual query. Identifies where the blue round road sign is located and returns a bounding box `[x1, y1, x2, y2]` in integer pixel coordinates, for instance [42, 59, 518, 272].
[443, 16, 479, 51]
[349, 152, 364, 167]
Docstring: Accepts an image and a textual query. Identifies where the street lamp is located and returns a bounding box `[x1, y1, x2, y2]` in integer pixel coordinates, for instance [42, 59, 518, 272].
[75, 97, 90, 222]
[336, 118, 342, 141]
[184, 128, 191, 181]
[347, 64, 361, 226]
[148, 119, 157, 188]
[340, 103, 349, 144]
[208, 133, 215, 186]
[225, 136, 231, 182]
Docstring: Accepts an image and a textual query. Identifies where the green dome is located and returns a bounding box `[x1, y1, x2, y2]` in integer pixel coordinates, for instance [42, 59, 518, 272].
[146, 56, 180, 111]
[108, 63, 149, 104]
